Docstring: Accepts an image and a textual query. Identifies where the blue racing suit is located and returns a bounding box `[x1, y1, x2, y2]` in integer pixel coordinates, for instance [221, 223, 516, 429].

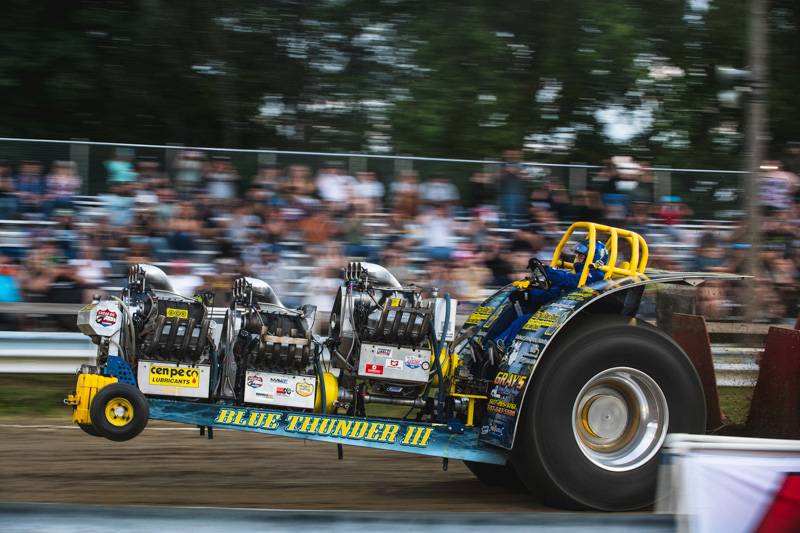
[493, 263, 604, 348]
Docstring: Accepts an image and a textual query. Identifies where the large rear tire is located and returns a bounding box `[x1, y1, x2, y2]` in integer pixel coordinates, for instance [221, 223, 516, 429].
[90, 383, 149, 442]
[512, 316, 705, 511]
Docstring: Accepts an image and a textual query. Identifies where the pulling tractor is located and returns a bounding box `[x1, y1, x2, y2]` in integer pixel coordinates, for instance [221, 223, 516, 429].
[66, 222, 741, 510]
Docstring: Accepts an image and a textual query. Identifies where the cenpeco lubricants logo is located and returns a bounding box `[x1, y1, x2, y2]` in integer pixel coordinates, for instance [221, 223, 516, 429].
[149, 365, 200, 388]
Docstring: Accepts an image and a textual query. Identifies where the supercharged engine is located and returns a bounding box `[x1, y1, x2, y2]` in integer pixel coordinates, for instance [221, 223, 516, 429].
[77, 264, 217, 399]
[329, 262, 457, 413]
[219, 277, 324, 410]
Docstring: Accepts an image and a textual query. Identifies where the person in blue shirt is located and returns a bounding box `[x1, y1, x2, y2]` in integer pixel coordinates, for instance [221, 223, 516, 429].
[492, 239, 609, 350]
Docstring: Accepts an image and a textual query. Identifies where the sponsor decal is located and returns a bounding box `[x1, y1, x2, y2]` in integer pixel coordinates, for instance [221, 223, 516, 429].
[275, 386, 292, 396]
[487, 398, 517, 417]
[269, 377, 289, 384]
[493, 372, 528, 391]
[247, 375, 263, 389]
[365, 363, 384, 375]
[165, 307, 189, 319]
[405, 357, 423, 370]
[295, 382, 314, 397]
[149, 365, 200, 388]
[465, 305, 494, 325]
[521, 310, 560, 331]
[214, 409, 435, 448]
[387, 358, 402, 369]
[95, 308, 117, 327]
[563, 289, 597, 302]
[376, 347, 392, 357]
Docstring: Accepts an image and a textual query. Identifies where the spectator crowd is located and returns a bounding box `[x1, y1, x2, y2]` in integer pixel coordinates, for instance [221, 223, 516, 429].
[0, 147, 798, 329]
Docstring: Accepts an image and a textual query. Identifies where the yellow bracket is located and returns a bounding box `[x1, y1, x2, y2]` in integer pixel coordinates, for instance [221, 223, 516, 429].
[65, 373, 118, 426]
[550, 222, 648, 287]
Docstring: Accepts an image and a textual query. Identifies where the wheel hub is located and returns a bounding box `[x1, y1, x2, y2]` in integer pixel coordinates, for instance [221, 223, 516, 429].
[104, 397, 134, 427]
[572, 367, 668, 472]
[583, 394, 628, 440]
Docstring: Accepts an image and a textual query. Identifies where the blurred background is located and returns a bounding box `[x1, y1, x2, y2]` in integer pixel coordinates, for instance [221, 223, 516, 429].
[0, 0, 797, 327]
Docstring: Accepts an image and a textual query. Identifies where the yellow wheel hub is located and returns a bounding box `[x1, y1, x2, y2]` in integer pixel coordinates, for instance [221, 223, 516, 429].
[104, 397, 134, 427]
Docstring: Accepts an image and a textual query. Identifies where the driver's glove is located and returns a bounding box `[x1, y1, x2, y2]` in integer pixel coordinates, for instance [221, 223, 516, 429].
[512, 279, 531, 289]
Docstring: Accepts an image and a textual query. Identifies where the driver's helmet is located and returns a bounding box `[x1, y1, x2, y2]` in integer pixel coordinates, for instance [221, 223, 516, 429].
[575, 239, 609, 266]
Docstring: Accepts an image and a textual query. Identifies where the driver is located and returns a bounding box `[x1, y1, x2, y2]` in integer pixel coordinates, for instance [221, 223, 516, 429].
[492, 239, 609, 351]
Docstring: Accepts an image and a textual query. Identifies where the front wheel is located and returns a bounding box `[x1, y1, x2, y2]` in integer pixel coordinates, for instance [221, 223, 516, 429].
[89, 383, 149, 442]
[512, 316, 705, 511]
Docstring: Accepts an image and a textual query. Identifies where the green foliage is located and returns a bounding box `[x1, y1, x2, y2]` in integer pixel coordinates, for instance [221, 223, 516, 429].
[0, 1, 795, 168]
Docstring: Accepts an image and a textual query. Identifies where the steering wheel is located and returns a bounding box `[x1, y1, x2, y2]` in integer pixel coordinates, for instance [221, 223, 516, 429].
[527, 258, 552, 290]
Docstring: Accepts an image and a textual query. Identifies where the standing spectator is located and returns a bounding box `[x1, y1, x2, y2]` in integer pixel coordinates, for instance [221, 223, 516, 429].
[498, 149, 527, 228]
[467, 171, 496, 208]
[15, 160, 45, 213]
[0, 160, 18, 217]
[173, 150, 205, 196]
[104, 148, 138, 184]
[136, 156, 167, 189]
[206, 156, 240, 201]
[44, 160, 82, 212]
[759, 161, 799, 214]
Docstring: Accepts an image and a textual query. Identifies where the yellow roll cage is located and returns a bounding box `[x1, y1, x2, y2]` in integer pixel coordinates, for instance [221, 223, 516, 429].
[550, 222, 648, 287]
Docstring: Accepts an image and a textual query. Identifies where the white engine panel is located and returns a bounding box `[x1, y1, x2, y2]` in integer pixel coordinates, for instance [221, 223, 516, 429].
[243, 371, 317, 409]
[137, 361, 211, 399]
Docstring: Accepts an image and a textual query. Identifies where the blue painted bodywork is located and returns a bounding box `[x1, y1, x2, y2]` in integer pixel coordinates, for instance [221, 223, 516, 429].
[104, 355, 137, 385]
[148, 398, 508, 465]
[463, 271, 744, 451]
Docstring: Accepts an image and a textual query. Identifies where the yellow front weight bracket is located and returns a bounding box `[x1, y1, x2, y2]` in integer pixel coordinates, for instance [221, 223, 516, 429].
[65, 373, 118, 426]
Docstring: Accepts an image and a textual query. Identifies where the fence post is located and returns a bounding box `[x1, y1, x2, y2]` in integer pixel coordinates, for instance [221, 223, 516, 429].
[69, 139, 90, 195]
[568, 166, 587, 194]
[257, 150, 277, 167]
[349, 155, 367, 174]
[165, 143, 184, 181]
[654, 170, 672, 200]
[393, 157, 413, 177]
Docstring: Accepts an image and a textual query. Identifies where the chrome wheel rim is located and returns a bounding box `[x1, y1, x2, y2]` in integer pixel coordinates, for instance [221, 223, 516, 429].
[572, 367, 668, 472]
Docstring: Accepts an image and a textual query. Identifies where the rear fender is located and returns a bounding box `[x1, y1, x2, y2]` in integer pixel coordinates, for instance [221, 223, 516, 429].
[477, 271, 745, 450]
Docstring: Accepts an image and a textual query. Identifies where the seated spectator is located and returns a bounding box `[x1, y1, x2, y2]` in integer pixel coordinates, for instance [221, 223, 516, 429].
[15, 160, 45, 213]
[315, 161, 357, 208]
[352, 171, 385, 211]
[69, 245, 112, 288]
[390, 170, 420, 219]
[248, 162, 283, 205]
[169, 260, 204, 298]
[692, 232, 729, 272]
[420, 175, 460, 207]
[416, 204, 458, 261]
[0, 253, 21, 303]
[168, 203, 203, 252]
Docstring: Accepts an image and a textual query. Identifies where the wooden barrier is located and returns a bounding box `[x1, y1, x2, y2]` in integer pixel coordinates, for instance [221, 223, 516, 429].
[672, 313, 725, 431]
[746, 327, 800, 439]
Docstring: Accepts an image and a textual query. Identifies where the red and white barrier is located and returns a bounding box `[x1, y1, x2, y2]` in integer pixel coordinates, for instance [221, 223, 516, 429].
[657, 433, 800, 533]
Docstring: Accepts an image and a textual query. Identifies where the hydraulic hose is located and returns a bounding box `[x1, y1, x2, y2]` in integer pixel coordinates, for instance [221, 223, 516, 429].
[433, 294, 451, 422]
[314, 342, 327, 414]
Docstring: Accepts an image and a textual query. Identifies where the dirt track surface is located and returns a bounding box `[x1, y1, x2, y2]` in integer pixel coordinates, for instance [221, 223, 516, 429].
[0, 418, 549, 511]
